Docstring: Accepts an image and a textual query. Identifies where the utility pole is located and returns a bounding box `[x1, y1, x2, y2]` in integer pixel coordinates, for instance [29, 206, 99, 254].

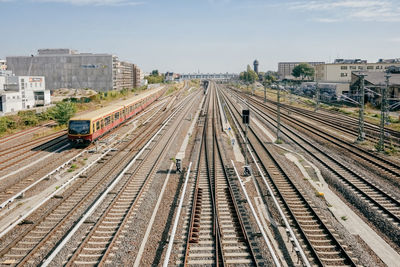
[314, 80, 320, 112]
[357, 74, 366, 143]
[377, 73, 390, 152]
[276, 84, 281, 142]
[242, 109, 250, 176]
[264, 84, 267, 103]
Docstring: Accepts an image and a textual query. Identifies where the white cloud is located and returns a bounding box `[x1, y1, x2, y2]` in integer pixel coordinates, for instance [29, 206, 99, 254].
[290, 0, 400, 22]
[31, 0, 144, 6]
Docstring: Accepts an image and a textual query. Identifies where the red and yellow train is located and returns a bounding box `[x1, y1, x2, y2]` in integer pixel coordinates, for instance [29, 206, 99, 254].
[68, 88, 163, 144]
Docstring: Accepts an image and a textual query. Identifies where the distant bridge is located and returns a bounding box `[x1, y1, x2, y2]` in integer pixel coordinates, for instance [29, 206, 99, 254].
[180, 73, 238, 81]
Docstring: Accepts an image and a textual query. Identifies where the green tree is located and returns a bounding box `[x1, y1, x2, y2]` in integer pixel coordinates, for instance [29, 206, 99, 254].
[239, 65, 258, 83]
[264, 72, 277, 85]
[151, 70, 159, 76]
[145, 75, 164, 84]
[50, 102, 77, 125]
[292, 63, 315, 80]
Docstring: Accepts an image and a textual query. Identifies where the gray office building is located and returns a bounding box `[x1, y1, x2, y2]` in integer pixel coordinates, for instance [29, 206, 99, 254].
[7, 49, 139, 92]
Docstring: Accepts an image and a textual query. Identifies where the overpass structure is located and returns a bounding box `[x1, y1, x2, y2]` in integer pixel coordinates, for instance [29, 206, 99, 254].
[180, 73, 238, 81]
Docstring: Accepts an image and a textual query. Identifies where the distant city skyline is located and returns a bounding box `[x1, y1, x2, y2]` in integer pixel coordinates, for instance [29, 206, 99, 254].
[1, 0, 399, 73]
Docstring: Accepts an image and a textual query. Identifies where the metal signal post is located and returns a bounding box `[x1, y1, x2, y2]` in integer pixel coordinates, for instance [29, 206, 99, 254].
[357, 74, 367, 142]
[242, 109, 251, 176]
[277, 84, 281, 141]
[377, 73, 390, 152]
[314, 80, 320, 112]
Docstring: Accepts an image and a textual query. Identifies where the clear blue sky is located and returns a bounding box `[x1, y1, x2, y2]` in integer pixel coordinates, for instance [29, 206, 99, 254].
[1, 0, 399, 73]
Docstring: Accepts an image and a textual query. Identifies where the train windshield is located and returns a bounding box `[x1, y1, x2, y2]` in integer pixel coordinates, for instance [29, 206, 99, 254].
[69, 120, 90, 135]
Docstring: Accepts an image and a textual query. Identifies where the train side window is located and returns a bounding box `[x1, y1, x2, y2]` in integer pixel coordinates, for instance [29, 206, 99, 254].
[96, 121, 100, 130]
[101, 120, 104, 128]
[92, 123, 95, 132]
[105, 116, 111, 126]
[115, 112, 119, 120]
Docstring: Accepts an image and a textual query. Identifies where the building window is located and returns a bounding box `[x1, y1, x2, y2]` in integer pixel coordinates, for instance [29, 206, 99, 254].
[350, 66, 356, 70]
[341, 66, 348, 70]
[358, 66, 363, 70]
[340, 73, 348, 77]
[376, 66, 381, 69]
[367, 66, 373, 69]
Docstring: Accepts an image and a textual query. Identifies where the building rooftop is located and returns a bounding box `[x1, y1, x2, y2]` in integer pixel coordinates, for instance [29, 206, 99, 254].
[334, 59, 367, 64]
[353, 71, 400, 86]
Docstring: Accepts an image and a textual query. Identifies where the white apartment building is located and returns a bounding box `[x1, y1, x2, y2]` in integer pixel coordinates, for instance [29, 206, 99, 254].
[315, 61, 400, 83]
[0, 74, 50, 114]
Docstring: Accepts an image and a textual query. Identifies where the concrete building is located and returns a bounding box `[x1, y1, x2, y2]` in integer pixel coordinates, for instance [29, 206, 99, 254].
[7, 49, 141, 92]
[0, 73, 50, 114]
[165, 72, 180, 82]
[315, 59, 400, 83]
[0, 60, 6, 71]
[278, 62, 324, 80]
[133, 64, 144, 88]
[350, 71, 400, 107]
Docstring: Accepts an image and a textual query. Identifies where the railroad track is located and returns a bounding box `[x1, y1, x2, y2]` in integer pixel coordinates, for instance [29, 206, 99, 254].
[0, 97, 171, 212]
[221, 87, 358, 266]
[248, 91, 400, 147]
[0, 130, 66, 157]
[180, 84, 259, 266]
[0, 135, 68, 172]
[0, 89, 195, 266]
[0, 94, 181, 265]
[235, 91, 400, 182]
[223, 87, 400, 247]
[62, 103, 184, 266]
[0, 122, 56, 145]
[244, 89, 400, 145]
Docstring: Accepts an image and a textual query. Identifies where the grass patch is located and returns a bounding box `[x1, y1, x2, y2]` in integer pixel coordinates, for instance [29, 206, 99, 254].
[275, 139, 283, 144]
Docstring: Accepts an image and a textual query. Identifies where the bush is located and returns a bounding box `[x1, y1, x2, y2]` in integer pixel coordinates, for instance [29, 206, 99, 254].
[21, 115, 39, 126]
[0, 118, 7, 133]
[49, 102, 77, 125]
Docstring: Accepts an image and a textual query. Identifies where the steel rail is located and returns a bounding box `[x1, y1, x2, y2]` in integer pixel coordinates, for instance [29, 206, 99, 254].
[241, 92, 400, 178]
[40, 89, 197, 266]
[230, 90, 400, 225]
[222, 88, 357, 266]
[0, 96, 174, 265]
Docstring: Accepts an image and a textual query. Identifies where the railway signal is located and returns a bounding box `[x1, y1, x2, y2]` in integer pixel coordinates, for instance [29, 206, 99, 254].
[242, 109, 251, 176]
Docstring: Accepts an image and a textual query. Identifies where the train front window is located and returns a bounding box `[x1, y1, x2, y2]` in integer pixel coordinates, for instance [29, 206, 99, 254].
[69, 120, 90, 135]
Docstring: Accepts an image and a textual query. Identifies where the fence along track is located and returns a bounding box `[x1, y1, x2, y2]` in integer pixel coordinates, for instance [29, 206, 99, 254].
[0, 98, 175, 266]
[222, 88, 358, 266]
